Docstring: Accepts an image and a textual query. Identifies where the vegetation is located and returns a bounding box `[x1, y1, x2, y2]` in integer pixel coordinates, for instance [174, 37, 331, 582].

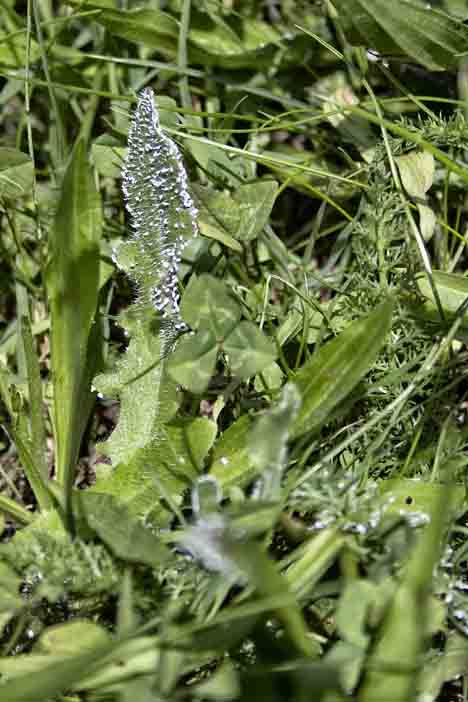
[0, 0, 468, 700]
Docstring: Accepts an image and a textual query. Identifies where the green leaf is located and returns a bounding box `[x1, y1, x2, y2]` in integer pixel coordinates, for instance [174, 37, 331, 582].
[283, 528, 347, 600]
[419, 632, 468, 701]
[192, 661, 240, 700]
[170, 275, 275, 391]
[0, 640, 120, 702]
[180, 274, 241, 336]
[248, 383, 301, 501]
[95, 315, 179, 469]
[210, 415, 258, 489]
[79, 492, 170, 567]
[291, 299, 394, 438]
[196, 180, 278, 245]
[91, 136, 125, 179]
[0, 635, 160, 697]
[397, 151, 435, 200]
[396, 151, 435, 241]
[92, 417, 217, 525]
[75, 4, 179, 56]
[380, 478, 465, 518]
[0, 148, 34, 199]
[79, 2, 280, 67]
[249, 383, 301, 475]
[359, 488, 449, 702]
[415, 270, 468, 324]
[167, 328, 218, 394]
[333, 0, 468, 70]
[224, 321, 276, 380]
[35, 620, 111, 656]
[188, 13, 281, 68]
[47, 140, 102, 503]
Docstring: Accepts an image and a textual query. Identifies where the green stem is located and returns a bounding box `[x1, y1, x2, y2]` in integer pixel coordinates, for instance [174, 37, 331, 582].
[0, 494, 34, 525]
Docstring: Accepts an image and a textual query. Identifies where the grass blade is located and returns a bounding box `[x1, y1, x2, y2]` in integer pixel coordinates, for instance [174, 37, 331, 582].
[47, 139, 102, 528]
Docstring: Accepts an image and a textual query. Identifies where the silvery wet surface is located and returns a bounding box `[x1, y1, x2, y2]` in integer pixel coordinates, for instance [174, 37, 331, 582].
[122, 88, 198, 332]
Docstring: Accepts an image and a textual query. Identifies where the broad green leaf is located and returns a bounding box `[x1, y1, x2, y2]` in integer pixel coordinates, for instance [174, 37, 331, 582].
[0, 639, 121, 701]
[333, 0, 468, 70]
[210, 415, 257, 488]
[415, 270, 468, 324]
[79, 493, 170, 567]
[380, 478, 465, 518]
[180, 274, 241, 335]
[249, 383, 301, 501]
[0, 148, 33, 199]
[74, 4, 179, 56]
[419, 632, 468, 701]
[196, 180, 278, 245]
[224, 321, 276, 380]
[197, 214, 243, 252]
[91, 136, 125, 179]
[188, 14, 281, 68]
[35, 620, 111, 656]
[397, 152, 435, 199]
[47, 140, 102, 498]
[167, 328, 218, 394]
[0, 635, 160, 696]
[254, 360, 284, 392]
[78, 636, 160, 693]
[358, 488, 449, 702]
[291, 299, 394, 438]
[444, 0, 468, 18]
[396, 151, 435, 241]
[92, 417, 217, 524]
[80, 2, 280, 67]
[95, 315, 179, 468]
[170, 275, 269, 392]
[249, 383, 301, 475]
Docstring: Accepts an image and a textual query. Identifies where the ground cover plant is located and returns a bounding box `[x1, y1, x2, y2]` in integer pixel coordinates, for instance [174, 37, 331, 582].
[1, 0, 468, 700]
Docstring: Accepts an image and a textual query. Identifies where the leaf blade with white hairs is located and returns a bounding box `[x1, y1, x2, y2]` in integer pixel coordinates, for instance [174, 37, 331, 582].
[121, 87, 198, 333]
[95, 89, 199, 478]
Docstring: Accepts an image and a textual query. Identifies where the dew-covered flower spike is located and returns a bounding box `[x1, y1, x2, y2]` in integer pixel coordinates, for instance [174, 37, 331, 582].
[122, 87, 198, 333]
